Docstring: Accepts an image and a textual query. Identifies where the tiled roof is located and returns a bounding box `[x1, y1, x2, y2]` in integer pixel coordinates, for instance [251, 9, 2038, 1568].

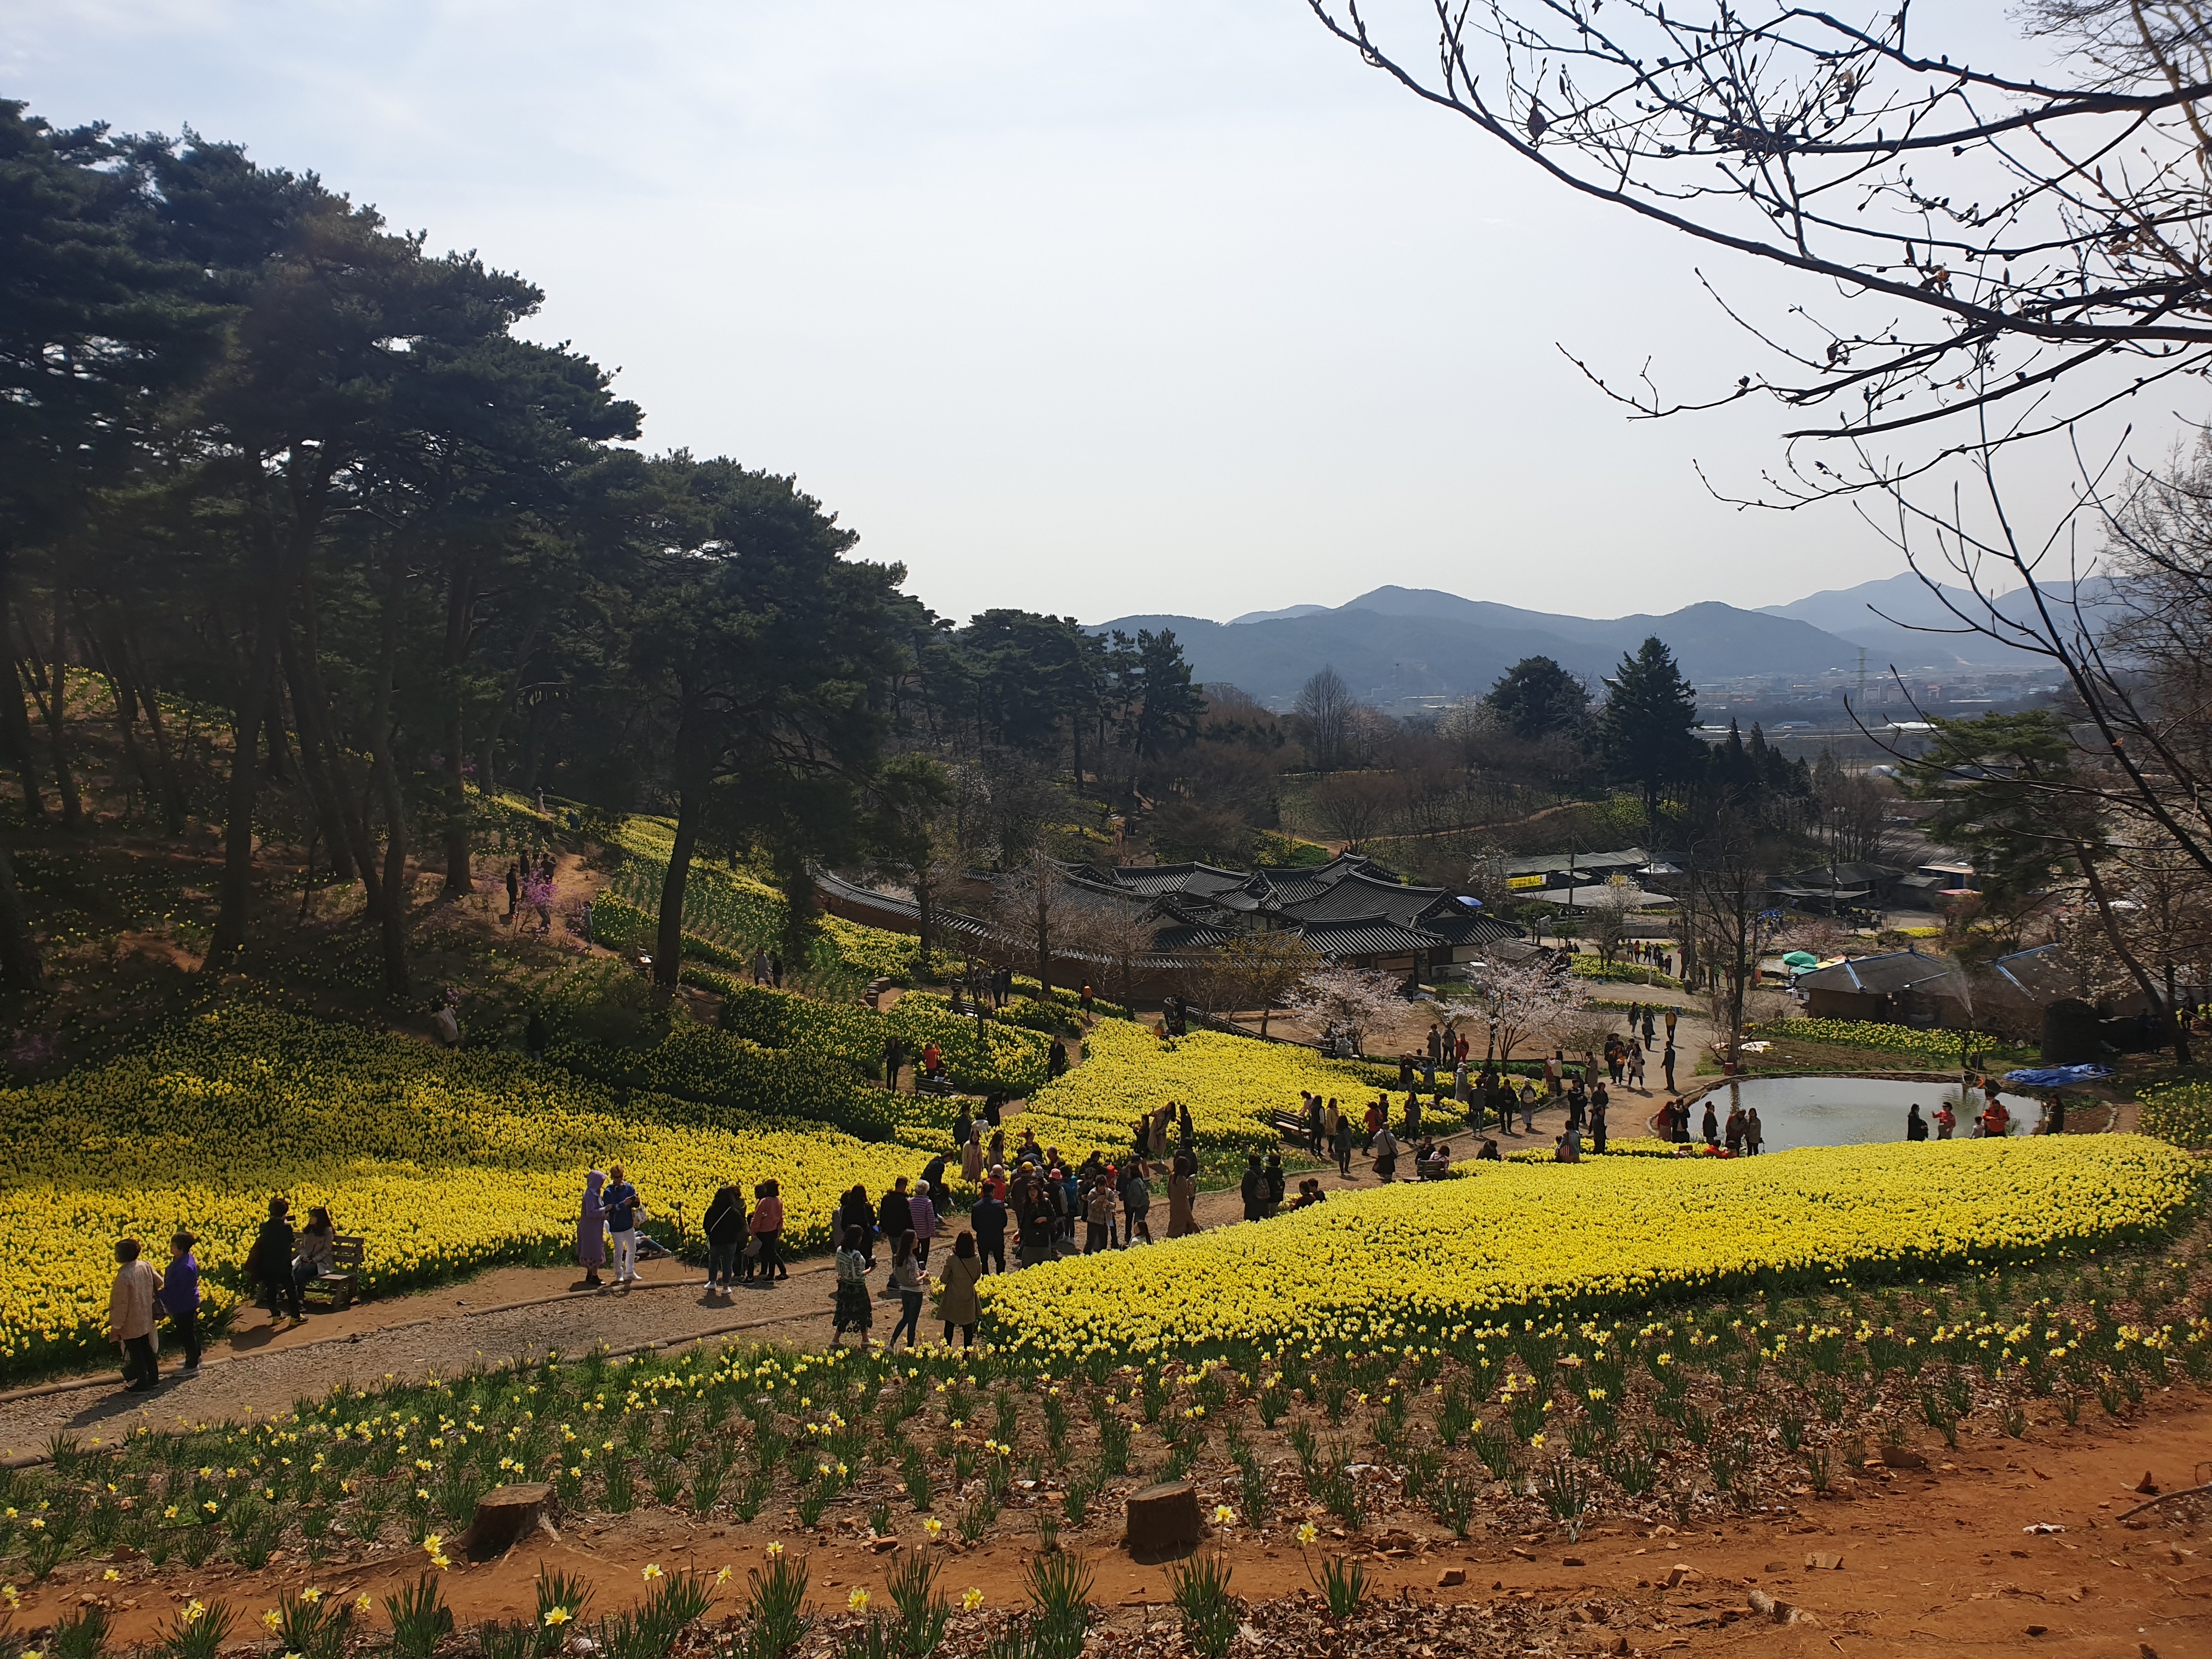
[1279, 872, 1444, 927]
[1297, 918, 1441, 957]
[1794, 950, 1961, 996]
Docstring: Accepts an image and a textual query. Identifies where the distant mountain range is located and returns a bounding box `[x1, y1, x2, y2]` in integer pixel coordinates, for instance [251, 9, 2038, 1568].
[1090, 578, 2046, 706]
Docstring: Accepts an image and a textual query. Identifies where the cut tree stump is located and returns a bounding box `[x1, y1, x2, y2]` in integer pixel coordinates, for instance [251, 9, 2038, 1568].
[1124, 1480, 1202, 1561]
[460, 1483, 560, 1559]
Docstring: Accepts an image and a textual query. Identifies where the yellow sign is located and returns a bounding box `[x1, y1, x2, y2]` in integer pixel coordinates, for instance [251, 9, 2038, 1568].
[1506, 874, 1546, 890]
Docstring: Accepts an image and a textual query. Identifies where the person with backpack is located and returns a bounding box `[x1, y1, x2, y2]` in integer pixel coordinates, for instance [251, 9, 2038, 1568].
[877, 1179, 915, 1288]
[969, 1183, 1008, 1273]
[703, 1186, 747, 1296]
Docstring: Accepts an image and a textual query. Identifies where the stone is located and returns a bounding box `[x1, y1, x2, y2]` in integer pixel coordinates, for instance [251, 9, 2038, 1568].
[1562, 1557, 1585, 1568]
[1124, 1480, 1203, 1561]
[2134, 1471, 2159, 1495]
[1805, 1551, 1844, 1571]
[459, 1483, 558, 1560]
[1435, 1568, 1466, 1588]
[2026, 1626, 2049, 1638]
[1880, 1448, 1927, 1470]
[1748, 1589, 1799, 1624]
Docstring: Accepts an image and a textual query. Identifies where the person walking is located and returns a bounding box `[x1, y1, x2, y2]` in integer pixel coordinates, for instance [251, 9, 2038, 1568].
[1701, 1100, 1720, 1148]
[960, 1125, 984, 1186]
[1661, 1043, 1677, 1093]
[888, 1232, 927, 1350]
[1166, 1156, 1201, 1238]
[604, 1165, 643, 1286]
[1240, 1153, 1265, 1222]
[939, 1232, 983, 1347]
[911, 1179, 939, 1267]
[1663, 1006, 1678, 1048]
[832, 1227, 873, 1345]
[1372, 1121, 1401, 1182]
[1085, 1178, 1116, 1253]
[1361, 1096, 1383, 1153]
[703, 1185, 746, 1295]
[970, 1183, 1008, 1272]
[877, 1177, 915, 1286]
[110, 1238, 163, 1392]
[1590, 1096, 1609, 1155]
[578, 1170, 607, 1288]
[505, 859, 520, 922]
[1519, 1079, 1537, 1136]
[159, 1230, 203, 1372]
[1120, 1158, 1154, 1245]
[1906, 1102, 1929, 1141]
[884, 1037, 905, 1091]
[749, 1179, 788, 1282]
[1015, 1180, 1056, 1267]
[1628, 1038, 1646, 1092]
[254, 1197, 304, 1326]
[1331, 1109, 1355, 1178]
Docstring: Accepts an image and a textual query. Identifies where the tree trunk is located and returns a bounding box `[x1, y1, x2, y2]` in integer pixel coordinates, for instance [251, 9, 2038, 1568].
[278, 631, 358, 882]
[440, 557, 477, 896]
[43, 589, 82, 829]
[368, 544, 412, 998]
[915, 877, 935, 976]
[0, 840, 40, 996]
[202, 616, 276, 971]
[0, 560, 44, 821]
[656, 779, 702, 989]
[112, 612, 187, 836]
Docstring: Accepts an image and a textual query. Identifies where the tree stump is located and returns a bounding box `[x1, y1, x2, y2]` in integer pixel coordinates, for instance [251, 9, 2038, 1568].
[1124, 1480, 1201, 1561]
[460, 1483, 559, 1560]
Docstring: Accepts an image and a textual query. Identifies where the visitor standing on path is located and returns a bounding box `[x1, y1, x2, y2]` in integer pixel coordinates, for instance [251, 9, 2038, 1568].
[749, 1178, 788, 1282]
[255, 1197, 303, 1326]
[1240, 1154, 1265, 1222]
[888, 1232, 926, 1349]
[911, 1179, 938, 1266]
[1372, 1123, 1400, 1182]
[961, 1126, 984, 1185]
[970, 1184, 1008, 1273]
[160, 1231, 202, 1372]
[109, 1239, 162, 1392]
[831, 1227, 873, 1344]
[703, 1185, 746, 1295]
[1745, 1107, 1764, 1154]
[1662, 1043, 1677, 1092]
[1907, 1103, 1928, 1141]
[1166, 1155, 1201, 1237]
[1331, 1110, 1355, 1177]
[939, 1232, 983, 1347]
[604, 1165, 643, 1285]
[1121, 1159, 1154, 1244]
[578, 1170, 607, 1288]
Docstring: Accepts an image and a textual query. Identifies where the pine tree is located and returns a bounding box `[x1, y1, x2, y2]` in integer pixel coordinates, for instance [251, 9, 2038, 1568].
[1597, 635, 1703, 823]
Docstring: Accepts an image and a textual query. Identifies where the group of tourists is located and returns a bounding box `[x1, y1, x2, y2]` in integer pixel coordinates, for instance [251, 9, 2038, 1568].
[1906, 1076, 2029, 1140]
[1650, 1094, 1767, 1154]
[106, 1192, 346, 1390]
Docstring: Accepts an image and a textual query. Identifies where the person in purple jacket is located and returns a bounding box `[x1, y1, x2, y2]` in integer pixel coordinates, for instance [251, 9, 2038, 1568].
[910, 1179, 938, 1268]
[160, 1230, 202, 1372]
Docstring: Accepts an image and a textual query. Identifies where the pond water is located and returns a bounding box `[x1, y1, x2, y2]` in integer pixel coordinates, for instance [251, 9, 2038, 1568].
[1666, 1076, 2048, 1153]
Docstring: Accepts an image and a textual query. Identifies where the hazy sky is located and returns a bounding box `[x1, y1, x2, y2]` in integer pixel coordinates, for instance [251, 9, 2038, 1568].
[5, 0, 2153, 625]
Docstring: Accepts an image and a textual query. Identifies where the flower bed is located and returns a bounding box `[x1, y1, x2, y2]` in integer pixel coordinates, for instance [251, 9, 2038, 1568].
[0, 1007, 938, 1381]
[978, 1137, 2197, 1361]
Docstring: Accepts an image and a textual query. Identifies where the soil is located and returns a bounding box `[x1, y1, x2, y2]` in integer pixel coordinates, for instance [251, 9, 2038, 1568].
[9, 1366, 2209, 1656]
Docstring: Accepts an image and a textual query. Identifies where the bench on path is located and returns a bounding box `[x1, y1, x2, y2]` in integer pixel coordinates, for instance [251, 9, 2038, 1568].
[304, 1235, 365, 1310]
[1267, 1109, 1316, 1145]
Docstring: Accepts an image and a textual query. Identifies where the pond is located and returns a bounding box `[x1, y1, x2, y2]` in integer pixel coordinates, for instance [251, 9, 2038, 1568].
[1671, 1075, 2049, 1153]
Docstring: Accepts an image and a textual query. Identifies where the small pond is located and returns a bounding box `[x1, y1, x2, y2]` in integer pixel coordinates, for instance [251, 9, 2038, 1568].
[1673, 1075, 2048, 1153]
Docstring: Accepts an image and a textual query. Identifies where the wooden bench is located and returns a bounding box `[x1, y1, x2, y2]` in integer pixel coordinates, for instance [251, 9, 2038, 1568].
[1267, 1110, 1314, 1145]
[305, 1235, 365, 1309]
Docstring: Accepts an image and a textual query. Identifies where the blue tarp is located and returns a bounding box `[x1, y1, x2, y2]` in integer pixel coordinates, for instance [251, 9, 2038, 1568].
[2002, 1064, 2113, 1089]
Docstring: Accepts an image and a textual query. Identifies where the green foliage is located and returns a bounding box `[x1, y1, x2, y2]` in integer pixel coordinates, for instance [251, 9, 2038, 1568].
[540, 959, 671, 1049]
[550, 1019, 894, 1141]
[706, 977, 1048, 1100]
[384, 1574, 454, 1659]
[2141, 1081, 2212, 1151]
[1167, 1553, 1240, 1659]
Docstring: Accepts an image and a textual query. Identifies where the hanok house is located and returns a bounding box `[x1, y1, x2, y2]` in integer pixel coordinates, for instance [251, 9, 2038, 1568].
[814, 851, 1523, 997]
[1791, 947, 1970, 1026]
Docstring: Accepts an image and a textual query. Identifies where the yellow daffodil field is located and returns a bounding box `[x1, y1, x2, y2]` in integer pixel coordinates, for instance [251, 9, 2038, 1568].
[978, 1137, 2199, 1360]
[0, 1007, 944, 1380]
[1012, 1018, 1384, 1154]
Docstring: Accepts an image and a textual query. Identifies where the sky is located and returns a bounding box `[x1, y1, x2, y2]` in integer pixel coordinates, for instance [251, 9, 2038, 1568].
[4, 0, 2157, 625]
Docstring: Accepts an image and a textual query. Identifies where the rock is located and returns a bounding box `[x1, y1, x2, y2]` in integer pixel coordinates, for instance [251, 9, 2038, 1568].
[2140, 1644, 2161, 1658]
[2026, 1625, 2049, 1638]
[459, 1483, 559, 1560]
[1600, 1639, 1628, 1657]
[1880, 1448, 1927, 1470]
[1805, 1551, 1844, 1571]
[1124, 1480, 1202, 1561]
[1664, 1565, 1690, 1589]
[1748, 1589, 1798, 1624]
[1762, 1561, 1788, 1574]
[1436, 1568, 1466, 1588]
[2135, 1471, 2159, 1495]
[1562, 1556, 1586, 1568]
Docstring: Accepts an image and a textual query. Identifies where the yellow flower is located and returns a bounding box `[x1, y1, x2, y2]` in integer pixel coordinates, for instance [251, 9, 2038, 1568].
[641, 1565, 663, 1582]
[923, 1517, 943, 1539]
[1212, 1505, 1235, 1524]
[298, 1588, 320, 1603]
[101, 1569, 120, 1582]
[848, 1589, 870, 1612]
[962, 1589, 984, 1611]
[715, 1567, 732, 1586]
[262, 1611, 283, 1632]
[541, 1609, 571, 1628]
[355, 1596, 373, 1613]
[766, 1542, 785, 1558]
[1296, 1522, 1319, 1545]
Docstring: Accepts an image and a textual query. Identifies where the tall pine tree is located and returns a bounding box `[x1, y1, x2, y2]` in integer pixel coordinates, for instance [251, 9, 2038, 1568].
[1597, 635, 1703, 823]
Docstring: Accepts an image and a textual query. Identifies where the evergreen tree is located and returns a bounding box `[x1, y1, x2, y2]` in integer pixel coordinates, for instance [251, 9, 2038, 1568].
[1596, 635, 1703, 822]
[1483, 655, 1590, 742]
